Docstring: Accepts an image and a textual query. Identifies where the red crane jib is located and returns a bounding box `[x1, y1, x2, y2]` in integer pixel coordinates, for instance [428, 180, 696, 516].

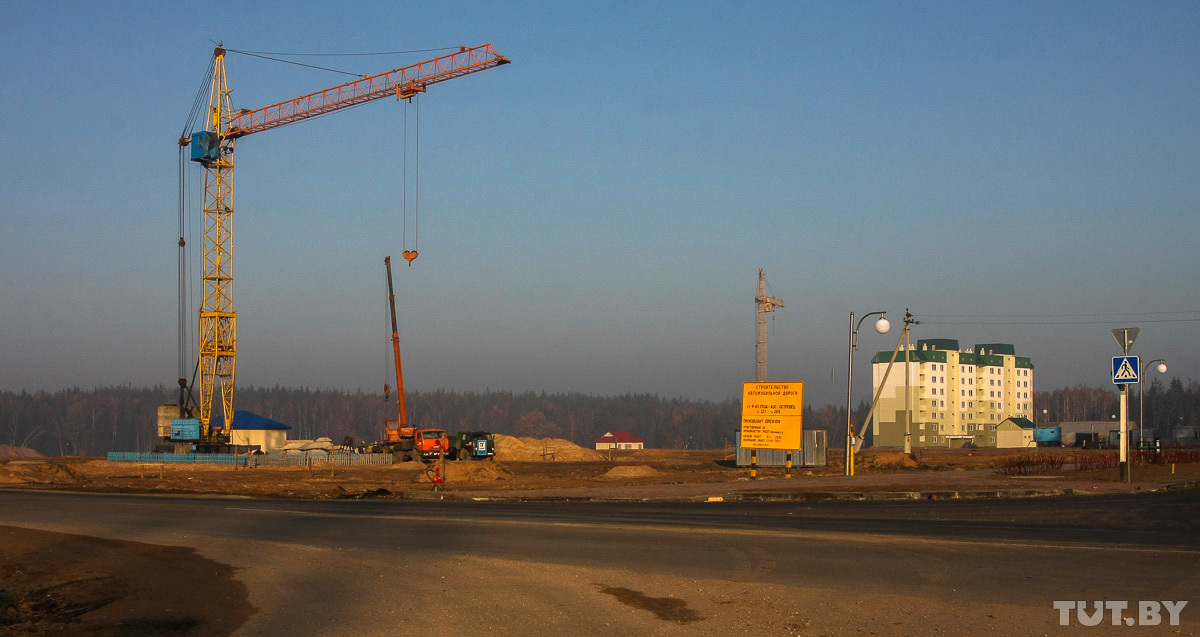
[226, 44, 509, 139]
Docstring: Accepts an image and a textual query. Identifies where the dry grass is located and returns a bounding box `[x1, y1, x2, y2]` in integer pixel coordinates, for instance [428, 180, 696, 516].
[990, 453, 1066, 476]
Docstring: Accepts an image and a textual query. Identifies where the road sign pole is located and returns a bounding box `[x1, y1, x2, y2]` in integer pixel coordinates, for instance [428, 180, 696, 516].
[1112, 327, 1139, 484]
[1120, 385, 1130, 482]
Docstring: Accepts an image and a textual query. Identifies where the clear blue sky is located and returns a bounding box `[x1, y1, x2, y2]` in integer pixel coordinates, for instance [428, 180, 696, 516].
[1, 1, 1197, 408]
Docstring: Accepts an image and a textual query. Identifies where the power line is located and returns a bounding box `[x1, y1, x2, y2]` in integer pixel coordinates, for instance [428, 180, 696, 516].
[923, 318, 1200, 326]
[923, 310, 1196, 319]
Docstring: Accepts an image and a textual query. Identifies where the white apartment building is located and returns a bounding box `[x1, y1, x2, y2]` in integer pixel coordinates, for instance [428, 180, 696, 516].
[871, 339, 1034, 448]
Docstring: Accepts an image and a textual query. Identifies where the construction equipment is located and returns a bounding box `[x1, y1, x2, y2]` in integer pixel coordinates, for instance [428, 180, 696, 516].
[178, 44, 509, 445]
[376, 256, 448, 462]
[450, 431, 496, 460]
[754, 268, 785, 381]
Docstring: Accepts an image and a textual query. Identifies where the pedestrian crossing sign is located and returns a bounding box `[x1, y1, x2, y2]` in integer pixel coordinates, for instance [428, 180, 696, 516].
[1112, 356, 1140, 384]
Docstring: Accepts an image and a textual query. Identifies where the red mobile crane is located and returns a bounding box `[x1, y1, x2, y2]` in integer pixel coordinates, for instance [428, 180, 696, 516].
[378, 256, 446, 461]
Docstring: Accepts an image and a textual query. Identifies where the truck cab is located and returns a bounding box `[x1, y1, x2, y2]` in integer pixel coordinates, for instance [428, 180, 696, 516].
[451, 431, 496, 461]
[412, 429, 448, 461]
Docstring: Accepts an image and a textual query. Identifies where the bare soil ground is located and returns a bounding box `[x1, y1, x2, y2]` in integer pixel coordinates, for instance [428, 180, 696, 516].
[0, 446, 1195, 500]
[0, 525, 253, 636]
[3, 446, 1198, 634]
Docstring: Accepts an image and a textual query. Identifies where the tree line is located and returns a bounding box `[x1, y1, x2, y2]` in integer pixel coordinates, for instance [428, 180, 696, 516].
[2, 378, 1197, 457]
[1033, 378, 1200, 430]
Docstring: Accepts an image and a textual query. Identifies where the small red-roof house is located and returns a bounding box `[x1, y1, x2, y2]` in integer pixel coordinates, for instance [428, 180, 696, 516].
[594, 431, 645, 450]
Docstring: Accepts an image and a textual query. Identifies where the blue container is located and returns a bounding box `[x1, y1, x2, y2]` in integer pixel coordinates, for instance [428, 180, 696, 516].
[170, 418, 201, 441]
[1034, 426, 1062, 445]
[190, 131, 220, 165]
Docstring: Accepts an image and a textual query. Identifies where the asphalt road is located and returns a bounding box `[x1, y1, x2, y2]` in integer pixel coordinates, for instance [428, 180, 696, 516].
[1, 489, 1198, 635]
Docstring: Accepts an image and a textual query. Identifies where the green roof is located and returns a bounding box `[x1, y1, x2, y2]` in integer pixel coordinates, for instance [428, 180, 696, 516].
[976, 354, 1005, 367]
[917, 339, 959, 351]
[975, 343, 1016, 356]
[1001, 417, 1036, 429]
[871, 349, 946, 364]
[872, 342, 1033, 368]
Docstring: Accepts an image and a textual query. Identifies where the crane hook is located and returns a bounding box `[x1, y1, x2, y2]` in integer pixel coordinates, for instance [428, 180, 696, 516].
[402, 250, 419, 265]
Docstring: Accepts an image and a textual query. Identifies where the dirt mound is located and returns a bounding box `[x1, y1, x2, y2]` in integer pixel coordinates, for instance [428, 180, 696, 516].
[494, 435, 605, 462]
[413, 460, 514, 484]
[448, 461, 513, 482]
[0, 461, 86, 484]
[0, 445, 42, 458]
[602, 465, 658, 479]
[861, 452, 920, 470]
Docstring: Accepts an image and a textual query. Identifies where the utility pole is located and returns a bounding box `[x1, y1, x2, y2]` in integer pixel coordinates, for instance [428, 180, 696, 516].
[755, 269, 785, 382]
[903, 309, 918, 455]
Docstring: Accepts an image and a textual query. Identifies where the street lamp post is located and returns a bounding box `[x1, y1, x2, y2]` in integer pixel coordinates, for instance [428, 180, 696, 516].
[1139, 358, 1167, 449]
[845, 311, 890, 476]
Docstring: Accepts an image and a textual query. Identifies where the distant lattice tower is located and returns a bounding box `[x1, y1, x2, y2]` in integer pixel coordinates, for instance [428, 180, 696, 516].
[755, 268, 785, 381]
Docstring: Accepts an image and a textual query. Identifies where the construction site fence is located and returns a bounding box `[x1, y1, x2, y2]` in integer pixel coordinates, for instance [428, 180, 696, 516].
[106, 452, 395, 467]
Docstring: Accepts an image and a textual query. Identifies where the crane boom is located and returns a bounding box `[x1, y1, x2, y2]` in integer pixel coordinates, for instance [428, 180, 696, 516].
[226, 44, 509, 139]
[384, 256, 409, 432]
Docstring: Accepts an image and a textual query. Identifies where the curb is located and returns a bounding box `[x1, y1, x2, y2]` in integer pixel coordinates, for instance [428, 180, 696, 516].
[1157, 479, 1200, 492]
[393, 487, 1083, 503]
[721, 488, 1077, 502]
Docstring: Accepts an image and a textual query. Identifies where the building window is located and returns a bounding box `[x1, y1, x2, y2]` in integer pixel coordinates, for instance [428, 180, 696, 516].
[919, 435, 925, 442]
[990, 436, 996, 443]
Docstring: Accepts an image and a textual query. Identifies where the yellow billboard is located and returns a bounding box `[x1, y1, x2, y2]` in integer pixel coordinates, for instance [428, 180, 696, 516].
[740, 382, 804, 450]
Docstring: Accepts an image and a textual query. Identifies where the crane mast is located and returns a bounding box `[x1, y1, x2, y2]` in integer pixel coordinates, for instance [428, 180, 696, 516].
[755, 268, 784, 382]
[195, 48, 236, 439]
[183, 44, 508, 439]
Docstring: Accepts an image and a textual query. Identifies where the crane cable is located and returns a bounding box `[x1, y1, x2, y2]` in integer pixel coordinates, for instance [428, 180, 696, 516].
[401, 94, 420, 265]
[176, 52, 217, 411]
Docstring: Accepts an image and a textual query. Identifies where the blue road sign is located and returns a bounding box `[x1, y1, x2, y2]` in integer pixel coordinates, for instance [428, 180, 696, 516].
[1112, 356, 1140, 384]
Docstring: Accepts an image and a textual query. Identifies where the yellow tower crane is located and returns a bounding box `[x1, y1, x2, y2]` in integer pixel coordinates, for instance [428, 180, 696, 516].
[179, 44, 509, 442]
[755, 268, 784, 382]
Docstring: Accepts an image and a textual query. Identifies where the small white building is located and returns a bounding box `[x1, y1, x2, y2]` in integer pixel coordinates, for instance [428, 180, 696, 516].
[594, 431, 645, 450]
[995, 417, 1036, 449]
[227, 410, 292, 453]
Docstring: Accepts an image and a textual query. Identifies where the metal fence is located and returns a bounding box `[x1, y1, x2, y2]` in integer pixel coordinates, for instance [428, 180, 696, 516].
[250, 453, 393, 467]
[106, 452, 394, 466]
[734, 429, 827, 467]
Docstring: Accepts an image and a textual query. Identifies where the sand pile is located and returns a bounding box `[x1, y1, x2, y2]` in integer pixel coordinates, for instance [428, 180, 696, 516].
[448, 461, 513, 482]
[602, 465, 658, 479]
[861, 452, 920, 470]
[0, 461, 84, 484]
[494, 435, 605, 462]
[413, 460, 514, 483]
[0, 445, 42, 459]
